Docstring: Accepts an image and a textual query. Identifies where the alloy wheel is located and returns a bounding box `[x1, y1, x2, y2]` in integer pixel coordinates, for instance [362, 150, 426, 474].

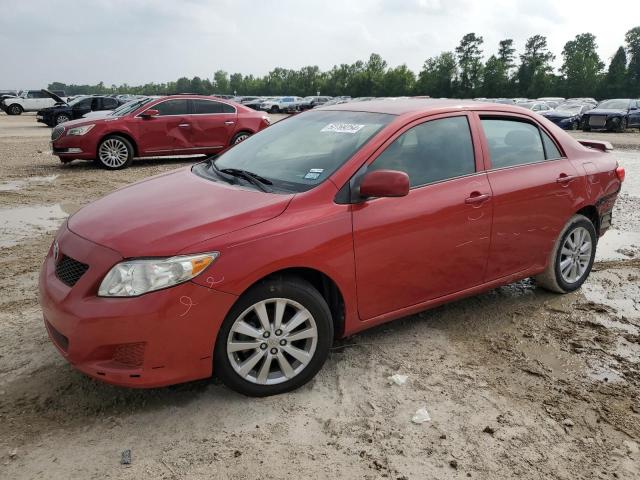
[98, 138, 129, 168]
[233, 133, 249, 144]
[226, 298, 318, 385]
[56, 115, 70, 124]
[559, 226, 592, 284]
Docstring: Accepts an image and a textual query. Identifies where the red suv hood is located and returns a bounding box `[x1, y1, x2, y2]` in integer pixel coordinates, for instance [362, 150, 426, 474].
[68, 167, 293, 257]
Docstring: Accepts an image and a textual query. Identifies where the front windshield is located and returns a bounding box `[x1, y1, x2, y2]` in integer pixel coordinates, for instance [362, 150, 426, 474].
[66, 96, 86, 105]
[210, 110, 393, 192]
[111, 97, 153, 116]
[597, 99, 630, 110]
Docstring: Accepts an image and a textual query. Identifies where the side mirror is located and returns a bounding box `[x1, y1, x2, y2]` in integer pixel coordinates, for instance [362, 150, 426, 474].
[140, 109, 159, 118]
[359, 170, 410, 199]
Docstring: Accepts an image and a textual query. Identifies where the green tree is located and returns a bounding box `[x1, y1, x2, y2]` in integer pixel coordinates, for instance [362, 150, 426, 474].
[175, 77, 191, 93]
[455, 33, 484, 97]
[560, 33, 604, 97]
[482, 55, 509, 97]
[516, 35, 555, 98]
[625, 26, 640, 96]
[416, 52, 457, 97]
[213, 70, 230, 94]
[382, 64, 416, 96]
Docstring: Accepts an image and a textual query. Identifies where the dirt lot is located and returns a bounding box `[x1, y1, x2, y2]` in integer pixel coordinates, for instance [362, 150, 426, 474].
[0, 113, 639, 479]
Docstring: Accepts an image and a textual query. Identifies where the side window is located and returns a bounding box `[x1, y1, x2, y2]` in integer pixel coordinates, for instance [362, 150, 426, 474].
[221, 102, 235, 113]
[481, 118, 545, 168]
[27, 91, 38, 98]
[76, 98, 92, 109]
[151, 99, 189, 116]
[193, 99, 223, 114]
[541, 130, 562, 159]
[370, 116, 476, 188]
[103, 98, 118, 109]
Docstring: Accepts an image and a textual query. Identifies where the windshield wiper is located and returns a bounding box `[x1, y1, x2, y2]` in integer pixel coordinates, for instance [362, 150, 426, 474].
[213, 165, 272, 192]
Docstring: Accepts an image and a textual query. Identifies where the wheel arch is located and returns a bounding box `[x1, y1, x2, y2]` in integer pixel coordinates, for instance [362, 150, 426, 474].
[98, 131, 139, 157]
[232, 266, 346, 339]
[576, 205, 599, 235]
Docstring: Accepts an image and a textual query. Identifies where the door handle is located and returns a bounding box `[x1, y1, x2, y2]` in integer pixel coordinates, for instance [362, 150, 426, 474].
[556, 174, 576, 183]
[465, 192, 491, 204]
[178, 123, 190, 128]
[224, 120, 235, 125]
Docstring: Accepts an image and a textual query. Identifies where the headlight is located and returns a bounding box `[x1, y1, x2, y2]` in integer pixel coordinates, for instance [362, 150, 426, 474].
[67, 124, 95, 136]
[98, 252, 219, 297]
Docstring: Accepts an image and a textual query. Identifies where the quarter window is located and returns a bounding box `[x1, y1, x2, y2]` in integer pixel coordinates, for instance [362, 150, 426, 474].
[151, 99, 190, 116]
[370, 116, 476, 188]
[481, 118, 546, 168]
[541, 130, 562, 159]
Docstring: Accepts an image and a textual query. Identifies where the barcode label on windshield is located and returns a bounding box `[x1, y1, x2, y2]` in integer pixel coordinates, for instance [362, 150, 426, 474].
[321, 123, 365, 134]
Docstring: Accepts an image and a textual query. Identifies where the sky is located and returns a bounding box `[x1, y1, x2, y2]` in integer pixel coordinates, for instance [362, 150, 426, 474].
[1, 0, 639, 88]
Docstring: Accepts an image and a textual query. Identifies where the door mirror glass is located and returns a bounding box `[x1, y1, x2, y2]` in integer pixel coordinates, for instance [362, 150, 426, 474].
[141, 109, 159, 118]
[359, 170, 409, 198]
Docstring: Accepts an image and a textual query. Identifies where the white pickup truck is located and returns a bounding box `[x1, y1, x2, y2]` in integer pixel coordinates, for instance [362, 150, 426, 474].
[1, 89, 67, 115]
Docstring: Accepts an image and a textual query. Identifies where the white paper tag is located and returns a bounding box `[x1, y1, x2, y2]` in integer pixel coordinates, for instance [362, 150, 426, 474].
[321, 123, 365, 134]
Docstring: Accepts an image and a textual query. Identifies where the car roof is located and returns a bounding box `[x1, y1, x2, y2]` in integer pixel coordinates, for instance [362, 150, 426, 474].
[317, 98, 532, 116]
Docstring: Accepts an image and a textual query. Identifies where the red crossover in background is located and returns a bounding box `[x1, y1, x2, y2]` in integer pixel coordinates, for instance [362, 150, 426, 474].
[39, 99, 624, 396]
[50, 95, 270, 169]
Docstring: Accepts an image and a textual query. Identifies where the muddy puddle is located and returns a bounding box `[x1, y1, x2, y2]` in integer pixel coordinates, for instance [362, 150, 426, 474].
[0, 204, 68, 248]
[0, 175, 58, 192]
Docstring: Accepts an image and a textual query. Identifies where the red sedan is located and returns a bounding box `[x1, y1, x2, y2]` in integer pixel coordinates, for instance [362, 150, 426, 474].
[50, 95, 270, 169]
[39, 99, 624, 396]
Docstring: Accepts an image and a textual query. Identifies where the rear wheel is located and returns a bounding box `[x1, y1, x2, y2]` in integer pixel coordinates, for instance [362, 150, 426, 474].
[96, 135, 133, 170]
[269, 105, 279, 114]
[214, 277, 333, 397]
[7, 104, 22, 115]
[535, 214, 597, 293]
[231, 131, 251, 145]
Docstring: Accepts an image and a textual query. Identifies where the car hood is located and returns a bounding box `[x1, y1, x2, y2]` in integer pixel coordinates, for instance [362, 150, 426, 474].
[58, 116, 116, 129]
[67, 167, 293, 257]
[41, 89, 67, 105]
[586, 108, 627, 115]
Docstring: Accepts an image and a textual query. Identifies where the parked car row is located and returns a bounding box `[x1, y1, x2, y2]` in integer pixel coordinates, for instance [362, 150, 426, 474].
[232, 95, 335, 113]
[0, 89, 68, 115]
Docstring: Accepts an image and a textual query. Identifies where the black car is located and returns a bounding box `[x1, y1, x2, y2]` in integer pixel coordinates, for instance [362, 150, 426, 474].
[540, 104, 592, 130]
[36, 92, 125, 127]
[298, 96, 333, 111]
[582, 99, 640, 132]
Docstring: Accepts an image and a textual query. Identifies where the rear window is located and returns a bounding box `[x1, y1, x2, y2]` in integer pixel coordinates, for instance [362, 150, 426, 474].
[193, 99, 235, 114]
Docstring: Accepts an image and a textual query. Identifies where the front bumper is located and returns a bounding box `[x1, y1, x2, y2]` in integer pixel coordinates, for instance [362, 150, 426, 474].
[52, 132, 97, 160]
[39, 224, 238, 388]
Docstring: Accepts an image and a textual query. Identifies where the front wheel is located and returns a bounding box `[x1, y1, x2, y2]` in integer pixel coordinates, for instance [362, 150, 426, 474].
[7, 104, 22, 115]
[214, 277, 333, 397]
[535, 214, 597, 293]
[96, 135, 133, 169]
[55, 113, 71, 125]
[269, 105, 279, 114]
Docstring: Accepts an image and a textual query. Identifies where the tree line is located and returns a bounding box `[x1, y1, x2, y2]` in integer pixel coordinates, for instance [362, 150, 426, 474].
[50, 27, 640, 100]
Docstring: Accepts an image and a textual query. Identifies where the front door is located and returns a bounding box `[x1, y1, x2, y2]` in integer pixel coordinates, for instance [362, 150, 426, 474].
[477, 114, 582, 280]
[135, 98, 192, 154]
[352, 114, 493, 320]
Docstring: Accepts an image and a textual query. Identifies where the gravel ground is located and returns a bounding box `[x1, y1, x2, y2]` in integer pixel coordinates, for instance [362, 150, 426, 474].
[0, 112, 639, 479]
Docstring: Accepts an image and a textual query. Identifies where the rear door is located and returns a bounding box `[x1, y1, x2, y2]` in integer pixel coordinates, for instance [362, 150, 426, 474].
[628, 100, 640, 128]
[134, 99, 192, 154]
[352, 113, 493, 320]
[71, 97, 93, 119]
[477, 113, 581, 281]
[188, 99, 237, 151]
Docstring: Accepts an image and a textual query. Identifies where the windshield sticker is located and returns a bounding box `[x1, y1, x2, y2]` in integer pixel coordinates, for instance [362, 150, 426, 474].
[304, 168, 324, 180]
[321, 123, 366, 134]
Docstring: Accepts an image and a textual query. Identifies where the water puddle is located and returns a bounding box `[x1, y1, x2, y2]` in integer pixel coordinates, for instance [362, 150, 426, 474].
[595, 229, 640, 262]
[0, 204, 68, 248]
[0, 175, 58, 192]
[587, 360, 625, 383]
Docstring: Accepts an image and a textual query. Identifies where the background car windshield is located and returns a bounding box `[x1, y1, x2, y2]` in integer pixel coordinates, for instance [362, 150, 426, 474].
[557, 106, 582, 114]
[67, 96, 89, 106]
[597, 99, 629, 109]
[111, 97, 153, 116]
[214, 110, 393, 192]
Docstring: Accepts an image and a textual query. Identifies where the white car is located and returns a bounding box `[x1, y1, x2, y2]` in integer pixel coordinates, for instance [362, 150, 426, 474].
[260, 96, 304, 113]
[1, 89, 67, 115]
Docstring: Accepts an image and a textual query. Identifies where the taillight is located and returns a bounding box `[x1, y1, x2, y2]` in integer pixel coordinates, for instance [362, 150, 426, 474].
[615, 167, 625, 182]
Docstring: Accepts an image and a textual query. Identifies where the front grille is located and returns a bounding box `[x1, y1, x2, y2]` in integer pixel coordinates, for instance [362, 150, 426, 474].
[589, 115, 606, 127]
[45, 319, 69, 352]
[55, 255, 89, 287]
[51, 125, 65, 141]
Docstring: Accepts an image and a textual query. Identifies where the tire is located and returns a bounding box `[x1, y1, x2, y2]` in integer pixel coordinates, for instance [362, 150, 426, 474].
[570, 120, 578, 130]
[615, 118, 627, 133]
[55, 113, 71, 125]
[230, 131, 251, 146]
[214, 277, 334, 397]
[7, 104, 22, 115]
[96, 135, 134, 170]
[582, 125, 591, 132]
[269, 105, 279, 114]
[535, 214, 597, 293]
